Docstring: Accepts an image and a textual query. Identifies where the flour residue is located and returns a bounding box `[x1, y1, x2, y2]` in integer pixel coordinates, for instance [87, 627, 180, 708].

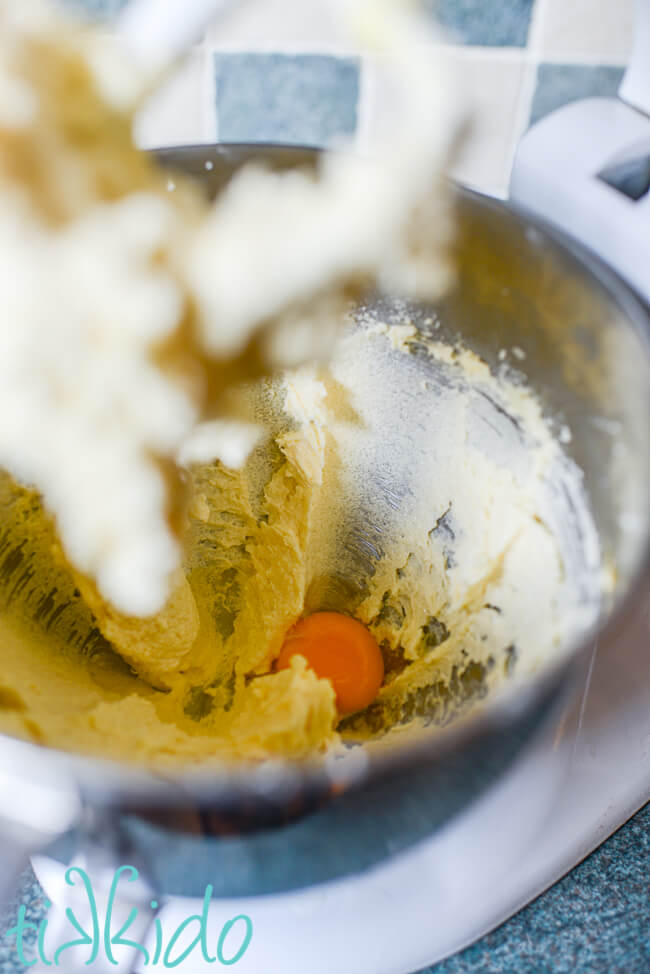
[0, 319, 604, 766]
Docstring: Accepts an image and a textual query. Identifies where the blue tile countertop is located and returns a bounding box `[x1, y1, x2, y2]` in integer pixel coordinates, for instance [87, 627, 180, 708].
[1, 1, 646, 972]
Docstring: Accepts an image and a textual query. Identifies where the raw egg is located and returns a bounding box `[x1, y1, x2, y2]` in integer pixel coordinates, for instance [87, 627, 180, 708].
[276, 611, 384, 715]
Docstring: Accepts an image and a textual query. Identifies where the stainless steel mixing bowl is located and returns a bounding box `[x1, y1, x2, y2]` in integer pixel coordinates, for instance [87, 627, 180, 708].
[0, 145, 649, 906]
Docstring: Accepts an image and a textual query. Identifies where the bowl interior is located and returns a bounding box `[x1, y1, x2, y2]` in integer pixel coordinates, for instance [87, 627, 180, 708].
[0, 146, 648, 803]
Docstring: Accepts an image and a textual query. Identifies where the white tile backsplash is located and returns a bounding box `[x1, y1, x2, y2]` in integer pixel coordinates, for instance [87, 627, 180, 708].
[445, 50, 527, 196]
[539, 0, 634, 63]
[134, 50, 209, 149]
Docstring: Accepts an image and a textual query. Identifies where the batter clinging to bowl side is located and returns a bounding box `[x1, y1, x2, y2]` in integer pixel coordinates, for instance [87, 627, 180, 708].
[0, 325, 602, 766]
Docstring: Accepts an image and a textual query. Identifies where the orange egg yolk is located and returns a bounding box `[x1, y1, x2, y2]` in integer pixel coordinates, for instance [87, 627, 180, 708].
[276, 611, 384, 716]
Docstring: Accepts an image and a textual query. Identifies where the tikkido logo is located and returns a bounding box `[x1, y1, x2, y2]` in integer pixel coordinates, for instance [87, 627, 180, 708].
[4, 865, 253, 968]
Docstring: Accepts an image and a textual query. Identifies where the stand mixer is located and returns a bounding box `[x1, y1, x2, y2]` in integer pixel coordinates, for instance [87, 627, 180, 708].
[13, 148, 650, 972]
